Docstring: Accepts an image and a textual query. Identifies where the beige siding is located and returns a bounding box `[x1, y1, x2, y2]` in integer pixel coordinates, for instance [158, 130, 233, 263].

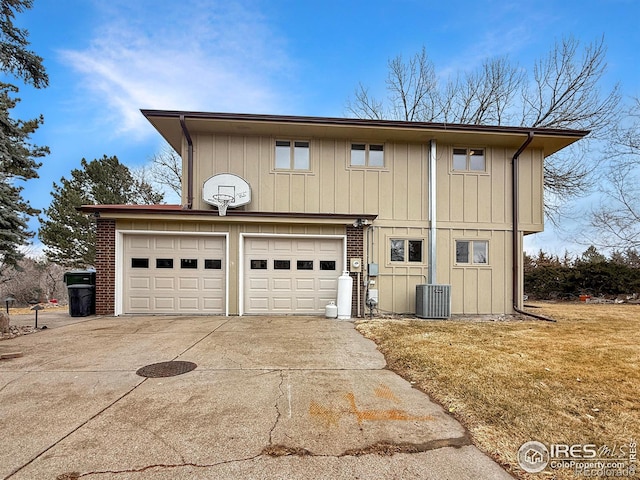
[174, 133, 546, 316]
[189, 134, 431, 220]
[434, 229, 512, 314]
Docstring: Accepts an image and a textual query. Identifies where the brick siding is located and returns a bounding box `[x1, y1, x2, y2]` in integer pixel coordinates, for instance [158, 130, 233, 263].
[346, 225, 365, 317]
[95, 219, 116, 315]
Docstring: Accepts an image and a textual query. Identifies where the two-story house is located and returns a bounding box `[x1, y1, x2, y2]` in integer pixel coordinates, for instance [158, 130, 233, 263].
[82, 110, 587, 317]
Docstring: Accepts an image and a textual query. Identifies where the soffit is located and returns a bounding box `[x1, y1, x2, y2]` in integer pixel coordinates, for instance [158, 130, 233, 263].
[142, 110, 588, 157]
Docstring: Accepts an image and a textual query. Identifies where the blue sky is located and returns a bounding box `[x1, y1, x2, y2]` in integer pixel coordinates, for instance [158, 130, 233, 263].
[11, 0, 640, 256]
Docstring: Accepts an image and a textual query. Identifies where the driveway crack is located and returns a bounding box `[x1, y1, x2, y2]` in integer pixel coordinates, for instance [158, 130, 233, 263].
[268, 370, 286, 446]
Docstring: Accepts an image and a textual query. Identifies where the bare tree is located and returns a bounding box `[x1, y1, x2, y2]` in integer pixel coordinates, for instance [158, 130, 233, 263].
[588, 97, 640, 249]
[346, 37, 621, 221]
[149, 143, 182, 197]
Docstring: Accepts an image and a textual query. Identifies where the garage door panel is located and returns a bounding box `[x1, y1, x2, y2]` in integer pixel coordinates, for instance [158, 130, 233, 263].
[179, 238, 199, 250]
[130, 277, 150, 289]
[296, 278, 314, 291]
[203, 278, 223, 289]
[130, 297, 150, 309]
[274, 240, 293, 252]
[179, 277, 199, 290]
[244, 237, 342, 314]
[249, 278, 268, 290]
[154, 277, 175, 290]
[155, 237, 175, 249]
[131, 237, 151, 249]
[248, 297, 269, 310]
[296, 297, 315, 309]
[318, 278, 337, 291]
[273, 278, 292, 290]
[203, 298, 222, 309]
[123, 234, 225, 314]
[178, 297, 199, 310]
[273, 297, 292, 310]
[154, 297, 175, 310]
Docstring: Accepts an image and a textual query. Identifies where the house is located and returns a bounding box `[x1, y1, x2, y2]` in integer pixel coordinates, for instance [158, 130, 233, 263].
[81, 110, 587, 317]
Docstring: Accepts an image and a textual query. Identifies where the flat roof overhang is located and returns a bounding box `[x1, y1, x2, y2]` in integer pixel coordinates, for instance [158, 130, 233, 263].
[79, 204, 378, 225]
[141, 110, 589, 157]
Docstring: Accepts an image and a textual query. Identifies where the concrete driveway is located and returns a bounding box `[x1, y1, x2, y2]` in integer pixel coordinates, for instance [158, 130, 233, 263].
[0, 315, 513, 479]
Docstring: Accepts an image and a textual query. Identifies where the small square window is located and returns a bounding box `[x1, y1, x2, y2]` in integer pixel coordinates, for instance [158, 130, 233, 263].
[156, 258, 174, 269]
[320, 261, 336, 270]
[181, 259, 198, 269]
[297, 260, 314, 270]
[350, 143, 384, 167]
[274, 260, 291, 270]
[275, 139, 310, 170]
[205, 259, 222, 269]
[452, 147, 485, 172]
[131, 258, 149, 268]
[251, 259, 267, 270]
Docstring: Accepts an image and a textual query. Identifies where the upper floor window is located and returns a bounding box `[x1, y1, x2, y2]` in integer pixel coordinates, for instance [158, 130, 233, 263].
[452, 148, 485, 172]
[351, 143, 384, 167]
[275, 140, 310, 170]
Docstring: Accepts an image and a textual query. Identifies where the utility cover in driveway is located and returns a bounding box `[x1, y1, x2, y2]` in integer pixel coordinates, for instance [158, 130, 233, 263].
[136, 361, 198, 378]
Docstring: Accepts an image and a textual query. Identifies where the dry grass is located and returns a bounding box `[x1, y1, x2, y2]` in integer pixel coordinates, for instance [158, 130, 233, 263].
[356, 303, 640, 479]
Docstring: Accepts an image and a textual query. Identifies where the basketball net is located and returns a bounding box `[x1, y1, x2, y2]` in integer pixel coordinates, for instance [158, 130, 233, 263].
[211, 194, 234, 216]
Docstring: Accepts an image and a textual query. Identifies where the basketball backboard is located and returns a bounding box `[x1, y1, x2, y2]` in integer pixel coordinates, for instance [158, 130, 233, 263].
[202, 173, 252, 210]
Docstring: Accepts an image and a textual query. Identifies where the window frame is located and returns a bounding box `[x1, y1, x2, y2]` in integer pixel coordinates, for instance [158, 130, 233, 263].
[451, 147, 486, 173]
[455, 239, 490, 266]
[349, 142, 385, 168]
[389, 238, 424, 264]
[274, 139, 311, 171]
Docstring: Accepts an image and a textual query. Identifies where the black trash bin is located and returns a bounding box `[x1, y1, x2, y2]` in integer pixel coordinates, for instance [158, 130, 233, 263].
[67, 284, 95, 317]
[64, 270, 96, 317]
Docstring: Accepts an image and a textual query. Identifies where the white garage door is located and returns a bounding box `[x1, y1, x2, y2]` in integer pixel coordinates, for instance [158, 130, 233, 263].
[123, 234, 226, 314]
[244, 236, 343, 314]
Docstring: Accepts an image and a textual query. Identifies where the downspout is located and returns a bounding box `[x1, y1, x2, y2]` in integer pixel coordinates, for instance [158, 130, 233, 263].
[511, 131, 555, 322]
[428, 139, 437, 284]
[179, 114, 194, 209]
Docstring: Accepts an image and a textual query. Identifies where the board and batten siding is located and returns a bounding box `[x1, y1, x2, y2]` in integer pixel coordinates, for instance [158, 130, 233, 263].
[181, 132, 544, 315]
[189, 134, 430, 221]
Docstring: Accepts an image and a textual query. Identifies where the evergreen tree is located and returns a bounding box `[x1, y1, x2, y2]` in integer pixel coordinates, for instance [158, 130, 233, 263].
[0, 0, 49, 272]
[39, 156, 164, 267]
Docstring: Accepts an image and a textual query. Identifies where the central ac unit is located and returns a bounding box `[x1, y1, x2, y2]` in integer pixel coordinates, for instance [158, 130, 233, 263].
[416, 284, 451, 319]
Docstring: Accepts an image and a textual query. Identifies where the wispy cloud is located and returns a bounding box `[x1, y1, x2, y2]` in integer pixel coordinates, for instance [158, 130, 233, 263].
[58, 0, 291, 137]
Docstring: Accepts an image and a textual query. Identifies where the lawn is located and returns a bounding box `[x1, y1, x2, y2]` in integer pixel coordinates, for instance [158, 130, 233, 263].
[356, 303, 639, 479]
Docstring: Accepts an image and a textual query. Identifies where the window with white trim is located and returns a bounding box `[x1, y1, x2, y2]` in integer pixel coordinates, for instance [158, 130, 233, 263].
[452, 148, 485, 172]
[351, 143, 384, 167]
[275, 140, 310, 170]
[455, 240, 489, 265]
[390, 239, 423, 263]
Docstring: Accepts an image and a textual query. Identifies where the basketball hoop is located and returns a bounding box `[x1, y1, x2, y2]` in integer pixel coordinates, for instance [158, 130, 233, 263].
[210, 193, 234, 216]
